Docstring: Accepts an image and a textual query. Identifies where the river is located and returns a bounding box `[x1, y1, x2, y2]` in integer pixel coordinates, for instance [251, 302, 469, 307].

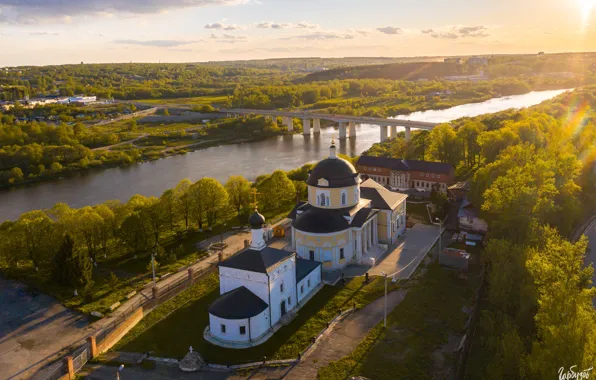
[0, 89, 570, 221]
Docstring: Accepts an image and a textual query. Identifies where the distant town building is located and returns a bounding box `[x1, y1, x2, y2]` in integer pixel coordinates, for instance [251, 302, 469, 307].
[444, 58, 463, 64]
[356, 156, 455, 193]
[444, 71, 486, 81]
[467, 57, 488, 66]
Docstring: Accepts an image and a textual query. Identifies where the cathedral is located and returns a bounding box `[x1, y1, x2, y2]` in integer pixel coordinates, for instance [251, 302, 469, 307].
[205, 141, 407, 348]
[290, 141, 408, 271]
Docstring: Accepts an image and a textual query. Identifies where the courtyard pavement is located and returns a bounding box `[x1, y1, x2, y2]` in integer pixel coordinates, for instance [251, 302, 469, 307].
[369, 224, 442, 279]
[0, 276, 95, 380]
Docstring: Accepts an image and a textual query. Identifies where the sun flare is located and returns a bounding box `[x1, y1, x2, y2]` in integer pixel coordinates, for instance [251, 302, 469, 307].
[578, 0, 596, 23]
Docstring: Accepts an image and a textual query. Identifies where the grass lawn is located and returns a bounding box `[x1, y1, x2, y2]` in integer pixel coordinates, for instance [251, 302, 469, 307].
[407, 201, 432, 225]
[115, 275, 397, 365]
[318, 262, 481, 380]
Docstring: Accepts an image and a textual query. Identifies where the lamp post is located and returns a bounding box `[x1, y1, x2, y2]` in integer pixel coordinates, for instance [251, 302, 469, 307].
[435, 217, 443, 255]
[381, 271, 388, 328]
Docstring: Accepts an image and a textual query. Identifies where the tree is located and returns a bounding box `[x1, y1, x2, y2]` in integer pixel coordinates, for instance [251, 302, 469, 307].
[525, 229, 596, 378]
[429, 124, 461, 164]
[118, 211, 150, 254]
[174, 179, 193, 231]
[256, 170, 296, 211]
[225, 176, 251, 214]
[143, 197, 165, 247]
[52, 234, 93, 290]
[75, 208, 103, 262]
[9, 167, 23, 183]
[160, 189, 178, 233]
[14, 210, 55, 270]
[457, 120, 483, 166]
[189, 178, 228, 228]
[94, 204, 115, 258]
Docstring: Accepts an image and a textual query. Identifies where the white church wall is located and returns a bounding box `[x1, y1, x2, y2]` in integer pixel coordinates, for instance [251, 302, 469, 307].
[209, 310, 269, 343]
[268, 257, 297, 326]
[209, 314, 249, 343]
[297, 267, 322, 304]
[249, 309, 270, 340]
[219, 267, 269, 304]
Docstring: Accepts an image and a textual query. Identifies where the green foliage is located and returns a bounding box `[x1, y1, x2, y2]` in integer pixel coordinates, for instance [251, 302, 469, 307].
[256, 170, 296, 211]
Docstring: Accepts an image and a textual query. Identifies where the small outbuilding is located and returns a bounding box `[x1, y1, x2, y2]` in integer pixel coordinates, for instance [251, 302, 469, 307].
[439, 248, 470, 271]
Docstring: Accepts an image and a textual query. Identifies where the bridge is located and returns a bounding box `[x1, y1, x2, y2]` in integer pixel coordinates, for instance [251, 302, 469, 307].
[218, 108, 441, 142]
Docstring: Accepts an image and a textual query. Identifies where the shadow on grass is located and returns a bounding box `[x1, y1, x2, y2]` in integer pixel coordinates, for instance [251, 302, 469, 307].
[118, 284, 343, 365]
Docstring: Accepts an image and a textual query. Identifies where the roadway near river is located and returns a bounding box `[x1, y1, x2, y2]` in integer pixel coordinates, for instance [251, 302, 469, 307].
[0, 89, 569, 222]
[584, 218, 596, 307]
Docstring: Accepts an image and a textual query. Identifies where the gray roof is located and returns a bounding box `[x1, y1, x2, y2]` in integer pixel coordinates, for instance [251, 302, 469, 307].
[357, 156, 453, 174]
[208, 286, 268, 320]
[296, 258, 321, 282]
[350, 208, 376, 228]
[292, 206, 351, 233]
[220, 247, 294, 273]
[360, 179, 408, 210]
[306, 157, 359, 188]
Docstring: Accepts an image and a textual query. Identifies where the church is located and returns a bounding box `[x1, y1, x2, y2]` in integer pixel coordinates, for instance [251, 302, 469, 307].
[204, 210, 323, 348]
[290, 141, 408, 271]
[205, 141, 407, 348]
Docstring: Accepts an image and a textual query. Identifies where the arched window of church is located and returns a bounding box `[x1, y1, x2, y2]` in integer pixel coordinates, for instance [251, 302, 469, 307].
[319, 193, 326, 206]
[341, 192, 347, 205]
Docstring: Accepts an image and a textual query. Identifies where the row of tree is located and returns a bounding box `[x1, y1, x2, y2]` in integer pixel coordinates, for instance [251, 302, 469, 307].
[459, 88, 596, 377]
[0, 166, 307, 291]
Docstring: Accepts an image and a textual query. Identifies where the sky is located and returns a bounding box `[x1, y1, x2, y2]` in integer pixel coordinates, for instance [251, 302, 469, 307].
[0, 0, 595, 66]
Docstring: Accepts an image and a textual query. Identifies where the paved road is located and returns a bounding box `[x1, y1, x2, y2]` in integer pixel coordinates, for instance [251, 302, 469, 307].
[0, 276, 95, 380]
[92, 134, 148, 151]
[369, 224, 441, 279]
[583, 218, 596, 307]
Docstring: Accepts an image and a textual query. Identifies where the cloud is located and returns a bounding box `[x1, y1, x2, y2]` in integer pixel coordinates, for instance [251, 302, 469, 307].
[349, 28, 370, 36]
[0, 0, 249, 24]
[204, 22, 241, 30]
[296, 22, 318, 29]
[377, 26, 402, 35]
[285, 31, 354, 40]
[112, 39, 197, 47]
[256, 22, 288, 29]
[422, 25, 490, 39]
[257, 21, 319, 30]
[29, 31, 59, 36]
[210, 33, 247, 43]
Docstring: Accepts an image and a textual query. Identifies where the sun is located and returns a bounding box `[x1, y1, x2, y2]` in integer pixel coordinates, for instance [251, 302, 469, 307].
[578, 0, 596, 20]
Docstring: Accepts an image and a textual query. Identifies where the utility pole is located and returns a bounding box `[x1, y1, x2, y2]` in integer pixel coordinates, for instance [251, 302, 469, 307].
[381, 272, 388, 328]
[151, 252, 156, 286]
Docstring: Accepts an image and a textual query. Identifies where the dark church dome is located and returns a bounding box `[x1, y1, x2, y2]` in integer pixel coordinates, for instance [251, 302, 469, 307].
[249, 210, 266, 229]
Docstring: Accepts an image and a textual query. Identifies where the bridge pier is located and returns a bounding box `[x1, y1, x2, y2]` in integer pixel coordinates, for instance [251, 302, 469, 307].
[348, 121, 356, 138]
[283, 116, 294, 132]
[339, 122, 347, 139]
[405, 127, 411, 142]
[313, 118, 321, 134]
[303, 119, 311, 135]
[380, 125, 388, 142]
[390, 125, 397, 139]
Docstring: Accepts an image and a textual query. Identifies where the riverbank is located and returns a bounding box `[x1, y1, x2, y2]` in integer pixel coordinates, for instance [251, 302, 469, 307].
[0, 89, 570, 222]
